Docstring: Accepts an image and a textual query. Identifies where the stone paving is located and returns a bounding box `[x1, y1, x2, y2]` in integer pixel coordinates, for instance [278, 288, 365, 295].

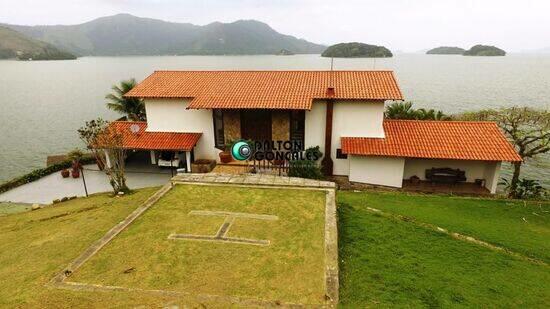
[172, 172, 337, 189]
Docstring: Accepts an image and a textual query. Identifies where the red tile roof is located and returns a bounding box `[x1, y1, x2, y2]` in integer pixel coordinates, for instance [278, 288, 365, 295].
[125, 70, 403, 109]
[101, 121, 201, 151]
[341, 120, 521, 162]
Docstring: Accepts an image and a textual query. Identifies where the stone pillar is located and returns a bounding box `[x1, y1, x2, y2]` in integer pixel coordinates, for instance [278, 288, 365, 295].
[271, 110, 290, 141]
[223, 110, 241, 143]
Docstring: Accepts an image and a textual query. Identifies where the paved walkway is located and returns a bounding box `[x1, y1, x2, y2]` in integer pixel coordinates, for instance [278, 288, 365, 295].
[0, 164, 172, 204]
[172, 173, 336, 189]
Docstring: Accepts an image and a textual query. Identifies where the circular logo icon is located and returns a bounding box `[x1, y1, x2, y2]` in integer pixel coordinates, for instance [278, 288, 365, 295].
[231, 140, 252, 161]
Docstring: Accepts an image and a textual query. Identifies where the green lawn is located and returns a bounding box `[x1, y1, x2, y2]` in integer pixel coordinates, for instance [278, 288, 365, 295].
[0, 202, 32, 215]
[339, 191, 550, 262]
[1, 186, 549, 307]
[68, 184, 327, 305]
[338, 191, 550, 307]
[0, 187, 174, 308]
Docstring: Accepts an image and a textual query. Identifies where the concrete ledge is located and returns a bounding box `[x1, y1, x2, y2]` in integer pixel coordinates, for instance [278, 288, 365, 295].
[172, 173, 337, 189]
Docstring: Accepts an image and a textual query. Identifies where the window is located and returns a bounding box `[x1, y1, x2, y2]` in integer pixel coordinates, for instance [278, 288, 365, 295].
[213, 109, 225, 150]
[336, 148, 348, 159]
[290, 110, 305, 150]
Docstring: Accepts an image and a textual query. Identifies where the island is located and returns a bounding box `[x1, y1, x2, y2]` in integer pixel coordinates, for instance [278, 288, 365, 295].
[321, 42, 392, 58]
[463, 45, 506, 56]
[276, 49, 294, 56]
[0, 26, 76, 60]
[426, 46, 465, 55]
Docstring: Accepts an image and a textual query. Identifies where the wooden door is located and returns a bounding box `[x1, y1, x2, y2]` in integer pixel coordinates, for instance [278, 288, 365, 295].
[240, 110, 272, 142]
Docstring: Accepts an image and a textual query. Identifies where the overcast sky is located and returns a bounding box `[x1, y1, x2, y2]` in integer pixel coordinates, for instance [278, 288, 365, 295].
[1, 0, 548, 52]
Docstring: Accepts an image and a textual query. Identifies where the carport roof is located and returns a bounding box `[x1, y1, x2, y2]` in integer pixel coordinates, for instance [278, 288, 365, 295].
[341, 120, 522, 162]
[99, 121, 201, 151]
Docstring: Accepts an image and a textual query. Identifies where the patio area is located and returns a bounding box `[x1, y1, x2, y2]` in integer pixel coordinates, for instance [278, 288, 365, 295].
[331, 176, 492, 196]
[401, 180, 491, 195]
[0, 151, 174, 205]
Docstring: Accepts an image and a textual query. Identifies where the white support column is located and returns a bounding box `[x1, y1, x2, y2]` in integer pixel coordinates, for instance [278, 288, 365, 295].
[103, 149, 112, 169]
[150, 151, 157, 165]
[185, 151, 192, 173]
[486, 161, 502, 194]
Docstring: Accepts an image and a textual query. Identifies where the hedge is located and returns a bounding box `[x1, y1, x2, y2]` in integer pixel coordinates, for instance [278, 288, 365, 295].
[0, 155, 96, 194]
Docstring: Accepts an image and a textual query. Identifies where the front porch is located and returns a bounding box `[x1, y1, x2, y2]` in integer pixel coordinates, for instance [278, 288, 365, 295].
[214, 109, 305, 150]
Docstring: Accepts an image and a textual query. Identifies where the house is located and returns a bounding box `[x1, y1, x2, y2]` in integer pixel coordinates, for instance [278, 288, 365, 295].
[106, 70, 520, 194]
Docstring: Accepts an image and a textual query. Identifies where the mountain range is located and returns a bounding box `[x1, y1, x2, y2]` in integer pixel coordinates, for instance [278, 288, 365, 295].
[2, 14, 325, 56]
[0, 26, 75, 60]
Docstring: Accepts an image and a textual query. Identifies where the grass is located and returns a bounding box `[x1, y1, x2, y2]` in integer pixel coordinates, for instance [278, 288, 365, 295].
[339, 191, 550, 263]
[338, 191, 550, 307]
[0, 187, 166, 307]
[0, 202, 32, 215]
[1, 185, 548, 307]
[68, 184, 327, 305]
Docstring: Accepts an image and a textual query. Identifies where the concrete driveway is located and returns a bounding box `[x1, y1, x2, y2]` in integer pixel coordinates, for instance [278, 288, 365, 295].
[0, 164, 173, 205]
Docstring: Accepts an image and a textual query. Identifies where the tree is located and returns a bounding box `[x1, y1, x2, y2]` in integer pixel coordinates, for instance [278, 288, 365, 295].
[458, 107, 550, 198]
[106, 78, 145, 121]
[385, 101, 450, 120]
[385, 101, 417, 119]
[77, 118, 108, 170]
[416, 108, 451, 120]
[95, 123, 130, 194]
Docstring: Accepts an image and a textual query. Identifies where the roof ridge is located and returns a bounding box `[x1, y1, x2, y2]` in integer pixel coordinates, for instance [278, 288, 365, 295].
[384, 119, 498, 124]
[152, 70, 396, 73]
[111, 120, 147, 124]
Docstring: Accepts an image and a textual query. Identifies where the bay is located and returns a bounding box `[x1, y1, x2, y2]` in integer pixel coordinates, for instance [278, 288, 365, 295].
[0, 54, 548, 187]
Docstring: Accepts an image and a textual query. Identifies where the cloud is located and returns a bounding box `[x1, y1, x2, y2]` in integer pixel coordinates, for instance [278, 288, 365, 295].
[0, 0, 548, 51]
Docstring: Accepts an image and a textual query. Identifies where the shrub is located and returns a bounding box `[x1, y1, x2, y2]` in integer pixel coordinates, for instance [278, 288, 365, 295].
[500, 178, 547, 200]
[288, 146, 324, 179]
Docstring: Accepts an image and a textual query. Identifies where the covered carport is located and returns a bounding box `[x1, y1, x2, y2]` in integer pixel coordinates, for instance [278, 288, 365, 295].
[101, 121, 202, 173]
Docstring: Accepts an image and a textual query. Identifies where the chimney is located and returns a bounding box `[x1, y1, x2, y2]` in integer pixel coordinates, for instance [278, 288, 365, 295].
[326, 87, 335, 97]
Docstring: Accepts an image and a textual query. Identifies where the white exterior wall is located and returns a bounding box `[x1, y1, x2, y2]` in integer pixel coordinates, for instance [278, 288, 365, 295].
[304, 100, 386, 176]
[144, 99, 219, 160]
[349, 156, 405, 188]
[483, 161, 501, 194]
[332, 100, 385, 175]
[403, 158, 502, 193]
[304, 101, 326, 158]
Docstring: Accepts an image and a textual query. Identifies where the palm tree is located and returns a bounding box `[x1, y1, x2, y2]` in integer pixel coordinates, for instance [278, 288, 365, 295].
[416, 108, 451, 120]
[385, 101, 450, 120]
[385, 101, 417, 119]
[106, 79, 146, 121]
